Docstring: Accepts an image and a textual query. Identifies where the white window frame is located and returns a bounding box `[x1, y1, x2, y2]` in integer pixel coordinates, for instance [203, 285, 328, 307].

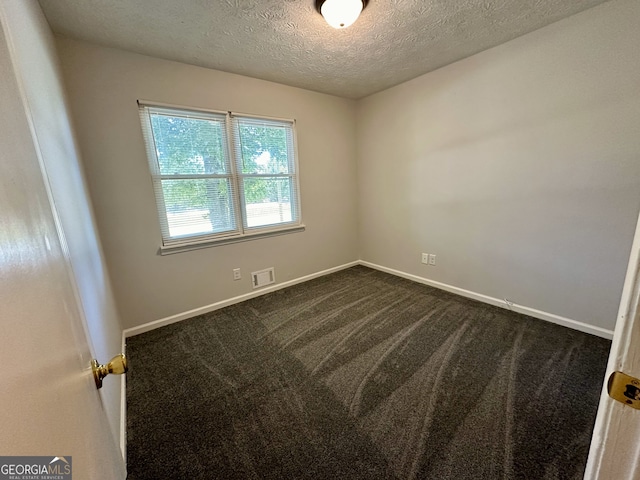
[138, 101, 304, 253]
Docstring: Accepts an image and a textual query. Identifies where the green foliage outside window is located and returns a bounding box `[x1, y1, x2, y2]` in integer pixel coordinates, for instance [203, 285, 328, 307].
[238, 123, 291, 204]
[151, 115, 291, 213]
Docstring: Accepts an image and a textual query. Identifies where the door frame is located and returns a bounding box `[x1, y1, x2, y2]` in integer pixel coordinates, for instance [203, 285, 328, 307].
[585, 208, 640, 478]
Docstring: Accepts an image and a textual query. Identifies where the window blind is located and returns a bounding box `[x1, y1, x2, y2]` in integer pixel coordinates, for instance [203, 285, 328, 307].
[231, 115, 300, 230]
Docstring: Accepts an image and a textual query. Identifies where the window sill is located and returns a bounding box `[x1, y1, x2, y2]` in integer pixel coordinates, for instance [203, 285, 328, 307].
[158, 224, 306, 255]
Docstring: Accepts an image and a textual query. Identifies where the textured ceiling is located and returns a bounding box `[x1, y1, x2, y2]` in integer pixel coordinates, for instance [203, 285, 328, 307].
[38, 0, 609, 99]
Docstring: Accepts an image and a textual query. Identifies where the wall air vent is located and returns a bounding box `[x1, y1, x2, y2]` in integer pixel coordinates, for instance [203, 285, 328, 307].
[252, 267, 275, 289]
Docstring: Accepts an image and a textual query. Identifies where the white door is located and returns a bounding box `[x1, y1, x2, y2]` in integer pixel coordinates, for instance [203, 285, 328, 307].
[585, 210, 640, 478]
[0, 17, 126, 480]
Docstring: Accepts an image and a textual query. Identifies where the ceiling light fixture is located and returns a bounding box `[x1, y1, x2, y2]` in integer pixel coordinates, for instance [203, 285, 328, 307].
[315, 0, 368, 29]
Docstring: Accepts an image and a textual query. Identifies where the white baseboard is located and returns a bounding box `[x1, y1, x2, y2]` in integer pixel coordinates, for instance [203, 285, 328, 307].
[122, 259, 613, 340]
[123, 261, 360, 338]
[360, 261, 614, 340]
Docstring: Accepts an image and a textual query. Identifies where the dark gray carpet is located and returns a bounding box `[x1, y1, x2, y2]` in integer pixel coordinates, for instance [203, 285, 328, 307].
[126, 266, 610, 479]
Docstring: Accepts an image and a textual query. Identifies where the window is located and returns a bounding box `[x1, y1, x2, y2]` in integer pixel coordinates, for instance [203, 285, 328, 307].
[139, 103, 302, 250]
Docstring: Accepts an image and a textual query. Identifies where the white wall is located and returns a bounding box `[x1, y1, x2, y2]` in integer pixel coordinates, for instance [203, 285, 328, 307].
[54, 0, 638, 337]
[56, 39, 359, 330]
[357, 0, 640, 332]
[0, 0, 124, 451]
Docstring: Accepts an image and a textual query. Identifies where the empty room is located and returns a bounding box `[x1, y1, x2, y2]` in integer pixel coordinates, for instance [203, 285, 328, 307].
[1, 0, 640, 478]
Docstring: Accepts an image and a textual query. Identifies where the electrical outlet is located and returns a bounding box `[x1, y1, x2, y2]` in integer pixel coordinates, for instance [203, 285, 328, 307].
[233, 268, 241, 281]
[429, 254, 436, 266]
[421, 253, 429, 264]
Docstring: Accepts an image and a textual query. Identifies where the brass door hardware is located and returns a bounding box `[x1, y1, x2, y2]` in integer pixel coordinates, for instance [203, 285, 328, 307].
[91, 354, 128, 389]
[607, 371, 640, 409]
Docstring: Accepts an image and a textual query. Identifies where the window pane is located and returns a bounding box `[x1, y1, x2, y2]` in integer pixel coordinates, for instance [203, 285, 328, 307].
[161, 178, 236, 237]
[236, 121, 291, 175]
[243, 177, 294, 228]
[150, 113, 228, 175]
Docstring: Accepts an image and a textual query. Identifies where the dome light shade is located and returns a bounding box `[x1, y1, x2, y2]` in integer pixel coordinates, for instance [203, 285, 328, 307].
[316, 0, 368, 29]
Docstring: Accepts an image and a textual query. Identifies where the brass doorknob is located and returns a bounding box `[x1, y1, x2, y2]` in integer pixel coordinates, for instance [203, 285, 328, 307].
[91, 354, 128, 389]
